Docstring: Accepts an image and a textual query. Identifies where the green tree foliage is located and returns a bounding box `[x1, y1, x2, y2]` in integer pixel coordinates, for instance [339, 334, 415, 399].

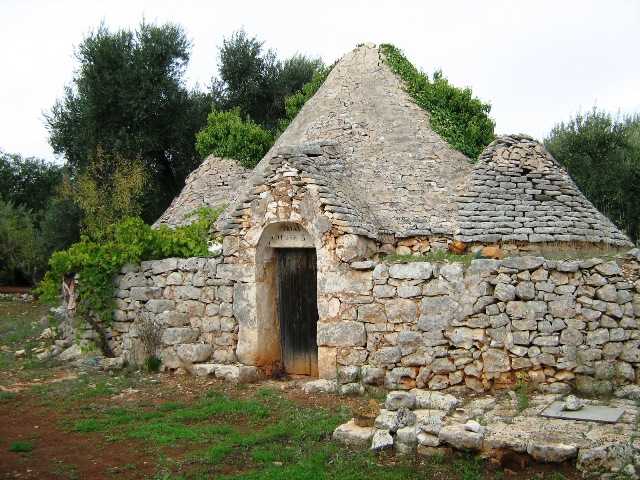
[278, 66, 332, 133]
[195, 108, 274, 168]
[38, 198, 82, 264]
[44, 21, 211, 222]
[544, 108, 640, 243]
[59, 147, 149, 240]
[38, 208, 222, 355]
[0, 150, 64, 221]
[212, 29, 323, 132]
[0, 200, 42, 285]
[379, 44, 496, 159]
[0, 151, 77, 285]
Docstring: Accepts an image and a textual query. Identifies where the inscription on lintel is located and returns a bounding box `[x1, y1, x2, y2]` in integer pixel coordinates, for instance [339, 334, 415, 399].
[269, 224, 314, 248]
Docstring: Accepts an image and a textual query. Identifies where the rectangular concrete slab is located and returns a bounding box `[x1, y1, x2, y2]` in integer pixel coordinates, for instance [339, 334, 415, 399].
[541, 401, 624, 423]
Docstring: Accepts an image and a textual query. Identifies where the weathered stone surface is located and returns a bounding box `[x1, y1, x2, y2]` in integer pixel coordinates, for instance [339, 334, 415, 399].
[446, 327, 484, 349]
[371, 430, 394, 450]
[384, 298, 417, 323]
[494, 283, 516, 302]
[176, 343, 213, 363]
[596, 284, 618, 303]
[151, 258, 178, 274]
[618, 340, 640, 362]
[576, 437, 633, 472]
[130, 287, 161, 301]
[360, 366, 385, 385]
[389, 263, 433, 280]
[145, 299, 175, 313]
[191, 363, 218, 376]
[319, 269, 373, 295]
[317, 321, 366, 347]
[396, 426, 418, 445]
[333, 421, 375, 447]
[385, 391, 415, 411]
[59, 344, 84, 361]
[411, 389, 458, 412]
[156, 311, 189, 328]
[515, 281, 536, 300]
[393, 407, 417, 429]
[526, 435, 578, 462]
[302, 379, 336, 395]
[482, 348, 510, 373]
[502, 257, 545, 271]
[595, 261, 623, 277]
[215, 365, 264, 383]
[162, 328, 199, 345]
[439, 425, 483, 451]
[417, 432, 441, 447]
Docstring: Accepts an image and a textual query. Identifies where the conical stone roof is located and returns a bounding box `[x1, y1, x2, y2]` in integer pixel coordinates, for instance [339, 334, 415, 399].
[154, 156, 250, 228]
[217, 43, 473, 239]
[455, 134, 632, 247]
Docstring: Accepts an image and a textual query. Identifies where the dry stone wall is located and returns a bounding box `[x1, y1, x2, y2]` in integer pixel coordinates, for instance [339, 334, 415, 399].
[101, 251, 640, 394]
[325, 255, 640, 394]
[105, 257, 266, 380]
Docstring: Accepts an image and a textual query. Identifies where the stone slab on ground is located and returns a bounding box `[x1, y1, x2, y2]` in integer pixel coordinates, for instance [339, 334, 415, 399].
[333, 388, 639, 476]
[541, 401, 625, 423]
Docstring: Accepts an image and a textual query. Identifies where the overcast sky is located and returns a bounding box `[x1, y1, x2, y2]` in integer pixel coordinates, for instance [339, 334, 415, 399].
[1, 0, 638, 164]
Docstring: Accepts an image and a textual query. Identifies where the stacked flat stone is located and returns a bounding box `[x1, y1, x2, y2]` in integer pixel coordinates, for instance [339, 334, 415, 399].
[456, 135, 632, 247]
[154, 156, 250, 228]
[84, 252, 640, 394]
[217, 142, 379, 238]
[332, 389, 639, 476]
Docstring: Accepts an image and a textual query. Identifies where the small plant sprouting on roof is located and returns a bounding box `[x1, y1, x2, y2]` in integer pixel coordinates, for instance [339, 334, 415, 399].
[379, 43, 496, 160]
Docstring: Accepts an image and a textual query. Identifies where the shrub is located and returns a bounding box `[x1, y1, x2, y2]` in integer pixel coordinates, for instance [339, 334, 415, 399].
[195, 108, 274, 168]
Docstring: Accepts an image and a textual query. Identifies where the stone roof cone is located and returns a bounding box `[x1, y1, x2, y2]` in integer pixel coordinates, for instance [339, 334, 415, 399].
[216, 43, 473, 239]
[456, 134, 632, 248]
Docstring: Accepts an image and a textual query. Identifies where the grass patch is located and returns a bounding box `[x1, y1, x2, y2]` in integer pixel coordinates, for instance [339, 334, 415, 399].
[9, 441, 37, 452]
[0, 391, 15, 404]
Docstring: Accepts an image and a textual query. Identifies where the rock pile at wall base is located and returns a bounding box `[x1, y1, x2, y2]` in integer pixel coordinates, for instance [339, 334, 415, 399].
[333, 388, 640, 477]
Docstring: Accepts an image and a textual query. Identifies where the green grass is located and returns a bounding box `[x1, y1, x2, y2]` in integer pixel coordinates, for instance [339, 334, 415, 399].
[0, 300, 58, 374]
[9, 441, 37, 452]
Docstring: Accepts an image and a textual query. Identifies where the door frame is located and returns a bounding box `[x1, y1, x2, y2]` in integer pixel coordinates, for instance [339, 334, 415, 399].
[276, 247, 318, 376]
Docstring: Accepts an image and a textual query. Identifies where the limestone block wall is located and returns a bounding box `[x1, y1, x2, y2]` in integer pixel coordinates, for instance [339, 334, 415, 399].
[107, 257, 241, 370]
[98, 253, 640, 394]
[319, 256, 640, 393]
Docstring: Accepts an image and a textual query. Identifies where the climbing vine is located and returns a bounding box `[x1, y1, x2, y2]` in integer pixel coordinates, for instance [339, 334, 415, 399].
[37, 207, 223, 355]
[379, 43, 496, 160]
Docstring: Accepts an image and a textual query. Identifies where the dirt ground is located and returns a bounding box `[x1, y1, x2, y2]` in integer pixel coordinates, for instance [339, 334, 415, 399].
[0, 366, 584, 480]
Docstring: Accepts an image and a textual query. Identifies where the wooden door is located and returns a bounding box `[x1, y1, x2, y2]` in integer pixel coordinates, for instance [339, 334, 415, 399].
[276, 248, 318, 376]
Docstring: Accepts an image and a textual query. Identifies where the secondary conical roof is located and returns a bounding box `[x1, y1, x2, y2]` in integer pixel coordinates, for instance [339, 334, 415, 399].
[456, 134, 632, 247]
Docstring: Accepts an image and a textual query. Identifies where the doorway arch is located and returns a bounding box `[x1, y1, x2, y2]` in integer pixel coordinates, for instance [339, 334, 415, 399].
[253, 222, 319, 376]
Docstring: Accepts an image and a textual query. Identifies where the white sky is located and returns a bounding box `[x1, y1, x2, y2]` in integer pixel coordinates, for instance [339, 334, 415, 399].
[0, 0, 638, 163]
